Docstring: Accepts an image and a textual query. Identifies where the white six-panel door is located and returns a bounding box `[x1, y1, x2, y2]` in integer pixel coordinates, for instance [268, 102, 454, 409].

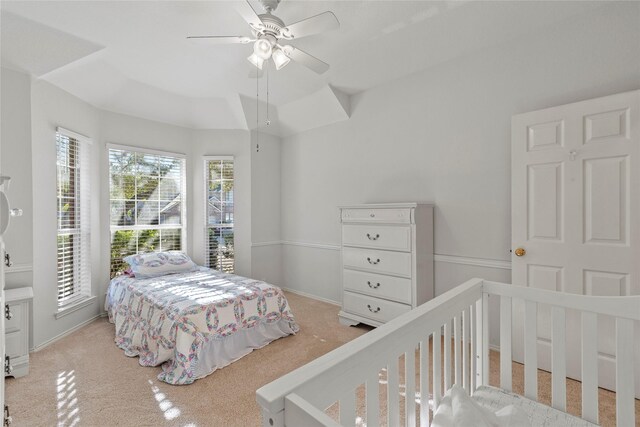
[512, 90, 639, 398]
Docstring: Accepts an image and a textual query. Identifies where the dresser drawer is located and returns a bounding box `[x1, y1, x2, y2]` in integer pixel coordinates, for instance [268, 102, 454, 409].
[343, 291, 411, 323]
[343, 269, 412, 304]
[5, 330, 26, 359]
[342, 208, 411, 224]
[4, 303, 23, 334]
[343, 247, 411, 277]
[342, 224, 411, 252]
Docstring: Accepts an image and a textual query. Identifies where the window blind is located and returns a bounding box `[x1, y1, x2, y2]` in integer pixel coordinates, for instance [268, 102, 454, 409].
[56, 130, 91, 305]
[109, 147, 186, 277]
[205, 157, 234, 273]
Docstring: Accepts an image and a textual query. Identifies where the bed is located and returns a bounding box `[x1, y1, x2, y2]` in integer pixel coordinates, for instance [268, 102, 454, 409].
[106, 258, 299, 385]
[256, 278, 639, 426]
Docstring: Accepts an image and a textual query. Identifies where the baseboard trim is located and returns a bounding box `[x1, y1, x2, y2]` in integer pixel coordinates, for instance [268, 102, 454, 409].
[434, 254, 511, 270]
[31, 312, 107, 353]
[281, 287, 341, 307]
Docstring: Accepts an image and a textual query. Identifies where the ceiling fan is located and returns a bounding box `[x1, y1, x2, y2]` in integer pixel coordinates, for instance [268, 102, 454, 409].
[187, 0, 339, 75]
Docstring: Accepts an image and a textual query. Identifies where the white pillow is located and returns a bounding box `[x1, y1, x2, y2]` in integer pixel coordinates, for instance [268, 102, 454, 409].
[123, 251, 197, 278]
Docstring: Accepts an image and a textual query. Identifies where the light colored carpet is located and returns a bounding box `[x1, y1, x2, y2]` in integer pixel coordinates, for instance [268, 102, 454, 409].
[5, 292, 638, 426]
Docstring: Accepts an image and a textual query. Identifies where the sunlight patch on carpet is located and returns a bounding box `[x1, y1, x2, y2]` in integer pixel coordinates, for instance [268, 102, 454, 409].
[56, 370, 80, 427]
[149, 379, 182, 421]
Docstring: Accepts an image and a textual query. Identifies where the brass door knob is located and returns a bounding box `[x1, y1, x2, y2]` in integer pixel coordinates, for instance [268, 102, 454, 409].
[514, 247, 526, 257]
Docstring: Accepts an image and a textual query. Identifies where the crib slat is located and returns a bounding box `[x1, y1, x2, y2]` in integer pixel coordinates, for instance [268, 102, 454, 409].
[454, 315, 461, 386]
[524, 300, 538, 401]
[616, 318, 634, 427]
[388, 356, 400, 426]
[481, 293, 489, 386]
[581, 311, 598, 424]
[475, 298, 484, 387]
[500, 296, 512, 392]
[462, 307, 470, 393]
[405, 346, 416, 427]
[419, 339, 430, 427]
[444, 320, 451, 391]
[470, 303, 477, 393]
[551, 306, 566, 411]
[432, 329, 442, 408]
[339, 389, 356, 426]
[366, 369, 380, 427]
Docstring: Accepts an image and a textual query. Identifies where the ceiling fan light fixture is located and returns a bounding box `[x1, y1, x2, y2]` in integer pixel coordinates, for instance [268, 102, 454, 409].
[247, 53, 264, 69]
[253, 38, 273, 59]
[272, 48, 290, 70]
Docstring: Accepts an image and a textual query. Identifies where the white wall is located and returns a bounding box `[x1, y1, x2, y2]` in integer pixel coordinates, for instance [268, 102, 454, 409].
[0, 68, 33, 290]
[279, 3, 640, 313]
[250, 131, 283, 286]
[31, 80, 103, 348]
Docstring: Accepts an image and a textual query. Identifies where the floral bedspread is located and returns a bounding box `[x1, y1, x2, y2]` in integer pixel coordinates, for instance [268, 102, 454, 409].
[106, 267, 299, 384]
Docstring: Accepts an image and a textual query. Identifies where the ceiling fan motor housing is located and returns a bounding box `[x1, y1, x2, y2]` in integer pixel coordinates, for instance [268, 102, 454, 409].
[255, 13, 293, 39]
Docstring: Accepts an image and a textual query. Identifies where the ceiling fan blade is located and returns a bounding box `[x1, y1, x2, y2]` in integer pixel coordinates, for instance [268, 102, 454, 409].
[285, 46, 330, 74]
[236, 0, 264, 29]
[187, 36, 252, 44]
[285, 11, 339, 39]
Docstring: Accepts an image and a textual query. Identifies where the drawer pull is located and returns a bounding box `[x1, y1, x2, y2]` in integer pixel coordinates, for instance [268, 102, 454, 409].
[367, 281, 381, 289]
[369, 213, 375, 218]
[366, 257, 380, 265]
[4, 305, 11, 321]
[366, 233, 380, 241]
[4, 356, 12, 375]
[367, 304, 381, 313]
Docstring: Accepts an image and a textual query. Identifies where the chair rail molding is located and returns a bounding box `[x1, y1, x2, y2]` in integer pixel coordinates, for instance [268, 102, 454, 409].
[5, 264, 33, 274]
[251, 241, 512, 270]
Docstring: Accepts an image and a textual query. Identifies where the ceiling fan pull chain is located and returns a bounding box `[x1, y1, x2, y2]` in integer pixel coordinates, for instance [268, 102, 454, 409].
[266, 66, 270, 127]
[256, 71, 260, 153]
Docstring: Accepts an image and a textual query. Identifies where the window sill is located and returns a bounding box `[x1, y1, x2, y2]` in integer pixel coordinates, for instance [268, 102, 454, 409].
[55, 295, 97, 320]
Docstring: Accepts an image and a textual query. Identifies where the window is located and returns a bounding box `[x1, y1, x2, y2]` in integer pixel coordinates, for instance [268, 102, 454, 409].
[204, 157, 234, 272]
[109, 146, 186, 277]
[56, 128, 91, 306]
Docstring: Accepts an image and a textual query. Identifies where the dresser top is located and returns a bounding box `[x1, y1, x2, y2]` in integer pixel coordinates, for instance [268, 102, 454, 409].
[338, 203, 434, 209]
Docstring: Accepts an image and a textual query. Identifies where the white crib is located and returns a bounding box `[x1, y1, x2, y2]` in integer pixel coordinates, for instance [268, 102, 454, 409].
[256, 278, 639, 426]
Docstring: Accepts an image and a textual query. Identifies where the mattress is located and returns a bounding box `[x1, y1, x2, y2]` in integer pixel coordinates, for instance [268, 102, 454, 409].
[472, 386, 597, 427]
[106, 267, 299, 385]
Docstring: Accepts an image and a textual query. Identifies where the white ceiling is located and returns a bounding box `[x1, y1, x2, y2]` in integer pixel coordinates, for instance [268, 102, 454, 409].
[1, 0, 607, 132]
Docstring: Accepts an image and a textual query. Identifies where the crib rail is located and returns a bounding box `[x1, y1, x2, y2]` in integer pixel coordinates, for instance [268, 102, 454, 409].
[256, 279, 639, 427]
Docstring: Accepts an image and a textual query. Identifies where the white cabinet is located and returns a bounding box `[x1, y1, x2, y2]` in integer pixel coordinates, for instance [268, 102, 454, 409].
[338, 203, 434, 327]
[4, 287, 32, 378]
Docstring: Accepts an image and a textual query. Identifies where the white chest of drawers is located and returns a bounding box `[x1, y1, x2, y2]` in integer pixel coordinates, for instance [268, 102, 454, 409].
[4, 287, 33, 378]
[338, 203, 434, 327]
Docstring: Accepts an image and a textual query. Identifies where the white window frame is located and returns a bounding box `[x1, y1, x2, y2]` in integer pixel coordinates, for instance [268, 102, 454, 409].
[56, 127, 93, 313]
[204, 156, 235, 272]
[107, 143, 187, 277]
